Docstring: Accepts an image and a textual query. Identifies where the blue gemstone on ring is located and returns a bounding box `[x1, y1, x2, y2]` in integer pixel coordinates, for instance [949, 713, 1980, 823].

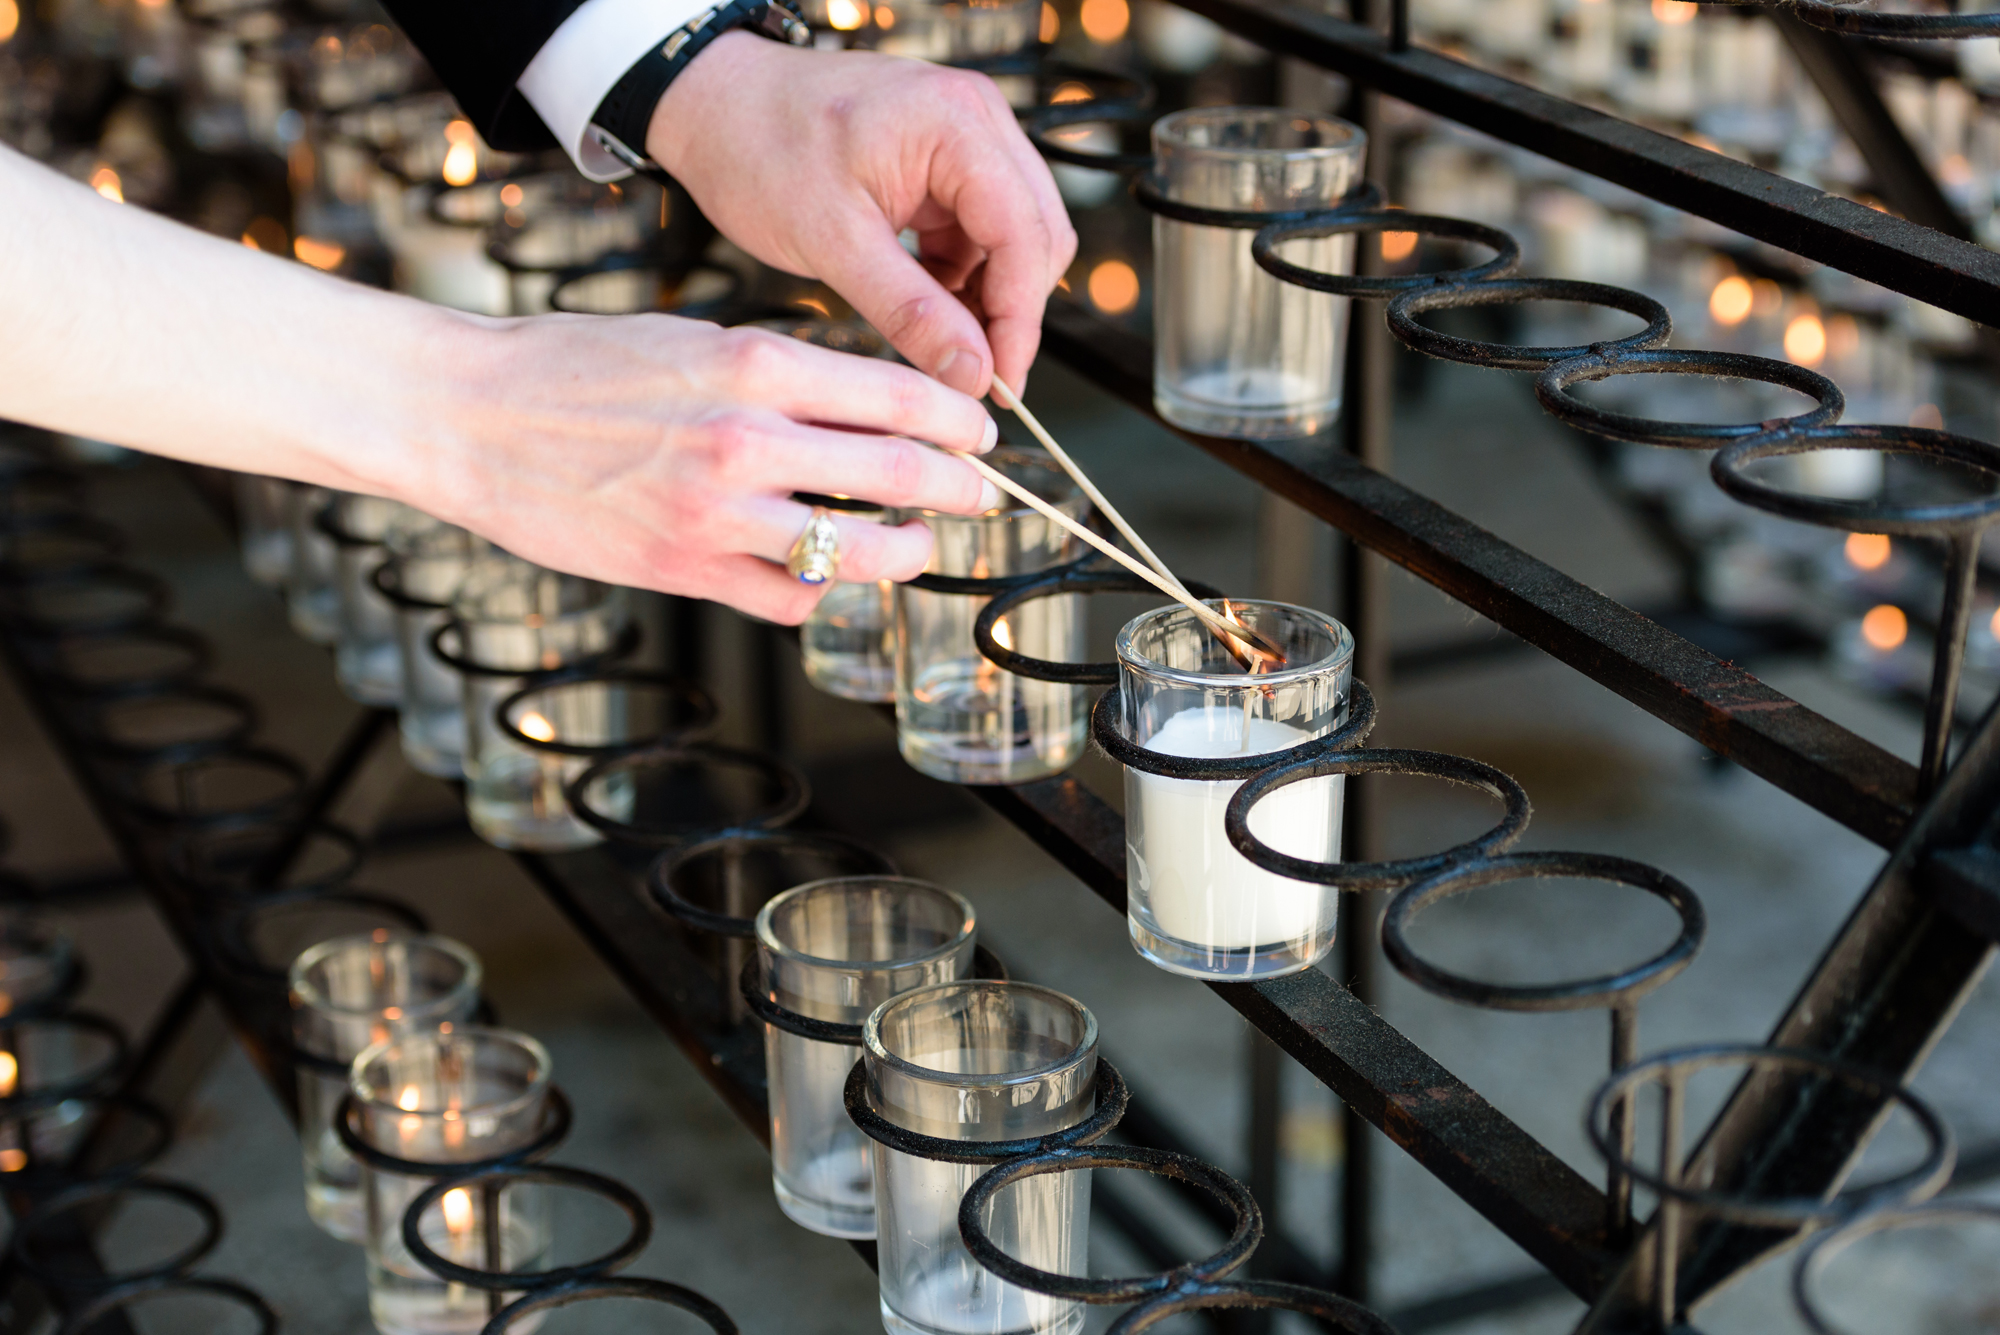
[797, 571, 829, 585]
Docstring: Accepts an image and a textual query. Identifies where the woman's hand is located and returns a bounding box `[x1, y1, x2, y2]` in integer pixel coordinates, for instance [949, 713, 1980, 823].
[649, 35, 1076, 399]
[0, 144, 1000, 625]
[413, 310, 1001, 624]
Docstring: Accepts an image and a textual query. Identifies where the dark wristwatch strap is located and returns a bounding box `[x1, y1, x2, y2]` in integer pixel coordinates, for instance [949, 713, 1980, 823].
[591, 0, 810, 169]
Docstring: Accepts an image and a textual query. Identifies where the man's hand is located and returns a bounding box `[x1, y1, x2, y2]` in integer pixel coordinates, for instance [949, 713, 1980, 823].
[648, 33, 1076, 398]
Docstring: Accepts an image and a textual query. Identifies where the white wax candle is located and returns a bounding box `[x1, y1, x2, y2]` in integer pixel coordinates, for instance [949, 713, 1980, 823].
[1128, 708, 1340, 950]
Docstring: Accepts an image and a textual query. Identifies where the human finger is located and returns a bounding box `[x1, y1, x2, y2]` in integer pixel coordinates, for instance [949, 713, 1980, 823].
[738, 498, 938, 584]
[746, 425, 998, 514]
[925, 128, 1063, 393]
[707, 323, 996, 455]
[682, 551, 832, 626]
[814, 210, 999, 398]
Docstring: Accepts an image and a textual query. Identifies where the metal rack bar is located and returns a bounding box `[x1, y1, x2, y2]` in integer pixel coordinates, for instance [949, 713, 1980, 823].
[1162, 0, 2000, 325]
[1037, 299, 1918, 848]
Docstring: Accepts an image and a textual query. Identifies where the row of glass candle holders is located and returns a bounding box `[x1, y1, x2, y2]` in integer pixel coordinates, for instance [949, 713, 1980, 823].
[286, 897, 1114, 1335]
[234, 444, 1366, 986]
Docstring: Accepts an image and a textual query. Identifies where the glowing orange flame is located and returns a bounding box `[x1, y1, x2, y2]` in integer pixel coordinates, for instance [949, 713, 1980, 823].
[1080, 0, 1129, 42]
[0, 1051, 16, 1098]
[0, 0, 19, 43]
[441, 120, 478, 186]
[397, 1084, 423, 1111]
[517, 710, 557, 743]
[827, 0, 868, 29]
[1088, 260, 1140, 315]
[442, 1186, 475, 1236]
[1845, 534, 1890, 571]
[1709, 276, 1752, 327]
[1861, 604, 1907, 652]
[1784, 314, 1826, 367]
[1040, 0, 1059, 40]
[90, 166, 123, 203]
[294, 236, 346, 271]
[1380, 231, 1418, 262]
[1051, 82, 1095, 105]
[1652, 0, 1695, 22]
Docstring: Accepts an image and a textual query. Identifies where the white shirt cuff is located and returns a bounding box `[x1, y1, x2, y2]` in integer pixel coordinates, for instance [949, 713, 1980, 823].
[517, 0, 715, 181]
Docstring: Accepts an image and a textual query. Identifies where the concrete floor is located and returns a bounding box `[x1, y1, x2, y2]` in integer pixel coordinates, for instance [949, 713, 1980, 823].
[2, 350, 1997, 1335]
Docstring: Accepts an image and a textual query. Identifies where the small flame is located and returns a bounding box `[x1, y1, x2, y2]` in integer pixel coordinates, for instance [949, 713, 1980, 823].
[1219, 600, 1287, 673]
[1844, 534, 1890, 571]
[1079, 0, 1129, 42]
[294, 236, 346, 271]
[1861, 604, 1907, 652]
[1040, 0, 1058, 41]
[441, 121, 478, 187]
[1380, 231, 1418, 262]
[441, 1186, 475, 1236]
[0, 0, 19, 43]
[1709, 276, 1752, 327]
[1087, 260, 1140, 315]
[0, 1148, 25, 1172]
[398, 1083, 423, 1111]
[876, 5, 896, 27]
[827, 0, 868, 29]
[1051, 82, 1094, 105]
[381, 1006, 404, 1021]
[517, 710, 557, 743]
[0, 1051, 16, 1098]
[795, 296, 830, 316]
[499, 182, 523, 207]
[1652, 0, 1696, 22]
[90, 166, 123, 203]
[992, 620, 1014, 651]
[1784, 314, 1826, 367]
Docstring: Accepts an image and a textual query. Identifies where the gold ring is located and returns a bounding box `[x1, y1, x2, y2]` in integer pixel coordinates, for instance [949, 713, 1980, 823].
[785, 506, 840, 585]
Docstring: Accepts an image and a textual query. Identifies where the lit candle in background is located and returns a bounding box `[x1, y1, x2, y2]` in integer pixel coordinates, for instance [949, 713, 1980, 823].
[512, 709, 568, 818]
[0, 1050, 24, 1172]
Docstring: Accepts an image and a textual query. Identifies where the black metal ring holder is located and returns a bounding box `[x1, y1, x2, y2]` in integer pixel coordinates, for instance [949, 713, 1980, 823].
[163, 818, 368, 903]
[11, 1176, 224, 1291]
[493, 667, 719, 758]
[562, 743, 811, 848]
[52, 1275, 279, 1335]
[0, 563, 173, 640]
[1789, 1200, 2000, 1335]
[739, 944, 1010, 1046]
[0, 512, 127, 582]
[1582, 1045, 1955, 1332]
[974, 570, 1224, 685]
[26, 624, 214, 703]
[647, 829, 899, 938]
[66, 681, 262, 767]
[547, 252, 746, 320]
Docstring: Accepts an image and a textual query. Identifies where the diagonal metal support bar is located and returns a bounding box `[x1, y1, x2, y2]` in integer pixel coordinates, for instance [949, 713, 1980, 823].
[1038, 301, 1918, 848]
[972, 777, 1616, 1300]
[1159, 0, 2000, 327]
[1575, 700, 2000, 1331]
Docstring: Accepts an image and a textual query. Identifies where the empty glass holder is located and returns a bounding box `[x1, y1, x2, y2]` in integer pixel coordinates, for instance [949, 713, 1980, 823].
[324, 494, 420, 707]
[287, 486, 342, 645]
[445, 558, 630, 851]
[289, 931, 482, 1244]
[799, 494, 898, 703]
[1152, 107, 1366, 440]
[864, 981, 1095, 1335]
[234, 474, 293, 588]
[349, 1028, 554, 1335]
[376, 521, 488, 778]
[754, 876, 975, 1239]
[893, 448, 1088, 784]
[1116, 599, 1353, 980]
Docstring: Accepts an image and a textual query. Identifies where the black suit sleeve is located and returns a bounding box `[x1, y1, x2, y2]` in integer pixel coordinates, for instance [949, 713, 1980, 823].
[376, 0, 588, 151]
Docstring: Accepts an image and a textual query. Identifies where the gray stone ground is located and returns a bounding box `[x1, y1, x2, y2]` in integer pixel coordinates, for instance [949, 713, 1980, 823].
[2, 355, 1996, 1334]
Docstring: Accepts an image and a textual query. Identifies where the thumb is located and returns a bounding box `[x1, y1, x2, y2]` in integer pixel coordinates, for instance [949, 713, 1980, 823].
[820, 220, 996, 397]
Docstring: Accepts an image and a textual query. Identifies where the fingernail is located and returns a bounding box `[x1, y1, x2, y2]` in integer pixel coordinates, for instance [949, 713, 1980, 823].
[936, 347, 984, 395]
[979, 416, 999, 453]
[977, 480, 1001, 513]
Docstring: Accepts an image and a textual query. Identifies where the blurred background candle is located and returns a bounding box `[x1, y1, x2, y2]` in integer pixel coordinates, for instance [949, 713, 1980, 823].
[1151, 106, 1365, 440]
[285, 485, 341, 645]
[1117, 599, 1353, 980]
[379, 517, 487, 779]
[232, 473, 292, 588]
[324, 493, 419, 707]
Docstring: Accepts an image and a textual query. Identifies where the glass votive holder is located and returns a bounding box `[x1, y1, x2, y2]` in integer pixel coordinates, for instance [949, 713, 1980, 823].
[490, 669, 717, 852]
[289, 932, 482, 1244]
[233, 474, 293, 587]
[348, 1028, 555, 1335]
[1151, 107, 1366, 440]
[939, 0, 1040, 58]
[376, 520, 488, 779]
[445, 559, 631, 851]
[800, 496, 898, 703]
[322, 494, 419, 706]
[0, 917, 78, 1019]
[893, 448, 1088, 784]
[864, 981, 1095, 1335]
[651, 830, 897, 1026]
[164, 818, 366, 903]
[753, 876, 974, 1239]
[0, 1014, 129, 1169]
[485, 175, 665, 315]
[1115, 599, 1353, 980]
[286, 485, 341, 645]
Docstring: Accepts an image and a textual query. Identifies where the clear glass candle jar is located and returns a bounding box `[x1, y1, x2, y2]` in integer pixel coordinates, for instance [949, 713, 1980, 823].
[325, 494, 420, 706]
[486, 175, 665, 315]
[893, 449, 1088, 784]
[233, 474, 293, 588]
[1152, 107, 1366, 440]
[865, 981, 1095, 1335]
[378, 520, 488, 778]
[351, 1028, 552, 1335]
[1117, 599, 1354, 980]
[288, 932, 482, 1243]
[0, 918, 76, 1018]
[754, 876, 975, 1239]
[287, 485, 342, 645]
[800, 498, 898, 703]
[448, 559, 629, 851]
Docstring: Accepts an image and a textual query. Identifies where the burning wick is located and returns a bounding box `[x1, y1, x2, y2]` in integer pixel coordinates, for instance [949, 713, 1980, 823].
[517, 710, 557, 743]
[0, 1051, 16, 1098]
[441, 1186, 475, 1239]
